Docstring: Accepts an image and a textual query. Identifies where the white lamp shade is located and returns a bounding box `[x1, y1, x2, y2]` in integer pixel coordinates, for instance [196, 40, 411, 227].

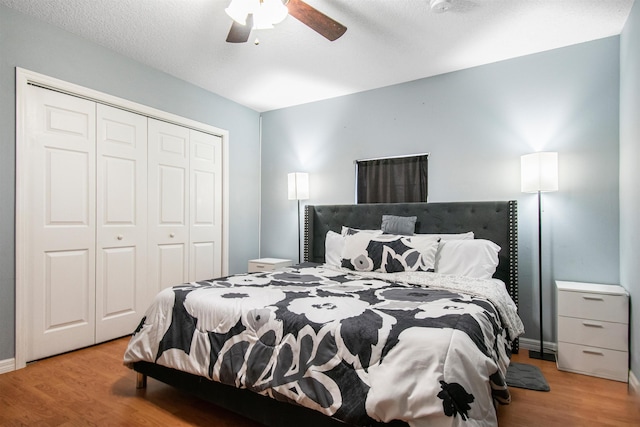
[288, 172, 309, 200]
[521, 152, 558, 193]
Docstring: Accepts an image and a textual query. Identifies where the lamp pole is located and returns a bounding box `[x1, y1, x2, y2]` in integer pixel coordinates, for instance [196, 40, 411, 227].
[288, 172, 309, 265]
[296, 199, 301, 264]
[522, 152, 558, 362]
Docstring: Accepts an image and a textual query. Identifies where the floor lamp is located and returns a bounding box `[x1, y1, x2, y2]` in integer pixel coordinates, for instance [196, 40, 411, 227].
[288, 172, 309, 264]
[521, 152, 558, 362]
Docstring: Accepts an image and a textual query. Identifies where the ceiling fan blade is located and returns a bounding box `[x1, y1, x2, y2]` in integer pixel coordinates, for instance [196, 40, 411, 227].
[287, 0, 347, 41]
[226, 15, 253, 43]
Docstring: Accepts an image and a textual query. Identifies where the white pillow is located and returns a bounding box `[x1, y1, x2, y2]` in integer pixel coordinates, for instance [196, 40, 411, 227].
[341, 233, 440, 273]
[325, 230, 344, 266]
[327, 228, 382, 266]
[414, 231, 474, 241]
[434, 239, 500, 279]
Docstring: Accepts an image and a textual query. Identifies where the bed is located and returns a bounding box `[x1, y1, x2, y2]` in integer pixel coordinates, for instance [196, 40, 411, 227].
[124, 201, 523, 427]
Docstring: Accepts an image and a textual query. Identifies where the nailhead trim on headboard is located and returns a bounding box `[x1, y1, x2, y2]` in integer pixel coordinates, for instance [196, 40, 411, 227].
[508, 200, 519, 353]
[304, 206, 311, 262]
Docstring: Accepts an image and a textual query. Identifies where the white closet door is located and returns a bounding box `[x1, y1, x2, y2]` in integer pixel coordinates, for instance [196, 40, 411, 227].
[26, 85, 97, 361]
[95, 104, 148, 342]
[148, 119, 190, 298]
[189, 130, 223, 281]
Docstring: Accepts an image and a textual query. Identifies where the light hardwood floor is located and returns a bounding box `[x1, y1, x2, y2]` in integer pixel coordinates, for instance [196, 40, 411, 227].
[0, 337, 638, 426]
[498, 350, 639, 426]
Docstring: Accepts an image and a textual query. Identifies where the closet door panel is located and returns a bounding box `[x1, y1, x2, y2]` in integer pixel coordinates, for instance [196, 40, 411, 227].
[96, 104, 148, 342]
[190, 130, 223, 281]
[45, 250, 91, 328]
[158, 244, 187, 288]
[148, 119, 189, 297]
[26, 85, 96, 361]
[192, 242, 215, 280]
[101, 247, 136, 313]
[159, 165, 187, 224]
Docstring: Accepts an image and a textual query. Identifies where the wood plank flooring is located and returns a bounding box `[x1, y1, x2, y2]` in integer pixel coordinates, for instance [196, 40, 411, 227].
[498, 350, 639, 426]
[0, 337, 638, 426]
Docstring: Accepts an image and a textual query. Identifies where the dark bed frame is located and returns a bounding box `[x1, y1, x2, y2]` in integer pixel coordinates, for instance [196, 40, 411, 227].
[134, 201, 518, 427]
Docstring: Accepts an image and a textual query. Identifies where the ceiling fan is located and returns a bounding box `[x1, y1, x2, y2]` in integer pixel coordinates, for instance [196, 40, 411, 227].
[225, 0, 347, 43]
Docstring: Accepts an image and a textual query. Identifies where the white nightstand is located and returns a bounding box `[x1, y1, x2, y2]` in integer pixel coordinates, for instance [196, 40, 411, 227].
[248, 258, 293, 273]
[556, 280, 629, 382]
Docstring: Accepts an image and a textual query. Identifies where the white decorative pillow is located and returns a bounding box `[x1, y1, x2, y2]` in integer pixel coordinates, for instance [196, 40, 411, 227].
[325, 230, 344, 266]
[434, 239, 501, 279]
[327, 227, 382, 266]
[414, 231, 474, 241]
[341, 233, 440, 273]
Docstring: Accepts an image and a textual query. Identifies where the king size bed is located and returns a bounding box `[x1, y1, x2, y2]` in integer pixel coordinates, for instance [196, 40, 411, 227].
[124, 201, 523, 427]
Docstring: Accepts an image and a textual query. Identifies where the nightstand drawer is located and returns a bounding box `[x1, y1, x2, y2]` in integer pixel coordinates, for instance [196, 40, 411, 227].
[557, 290, 628, 323]
[557, 316, 628, 351]
[248, 258, 292, 273]
[557, 342, 628, 382]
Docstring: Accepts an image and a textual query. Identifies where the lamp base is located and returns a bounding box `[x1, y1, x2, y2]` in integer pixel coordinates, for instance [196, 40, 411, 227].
[528, 350, 556, 362]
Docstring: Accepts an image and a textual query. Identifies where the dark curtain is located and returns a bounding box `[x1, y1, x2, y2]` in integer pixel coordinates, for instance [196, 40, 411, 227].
[356, 155, 428, 204]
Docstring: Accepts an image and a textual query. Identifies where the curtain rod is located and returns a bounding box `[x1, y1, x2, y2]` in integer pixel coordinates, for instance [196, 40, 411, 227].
[354, 152, 430, 164]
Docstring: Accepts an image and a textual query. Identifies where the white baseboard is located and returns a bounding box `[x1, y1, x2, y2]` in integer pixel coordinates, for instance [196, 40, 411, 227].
[629, 370, 639, 397]
[0, 358, 16, 374]
[517, 337, 558, 353]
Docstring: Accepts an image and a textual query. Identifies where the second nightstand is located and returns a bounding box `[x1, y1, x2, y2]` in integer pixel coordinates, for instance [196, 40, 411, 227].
[248, 258, 293, 273]
[556, 280, 629, 382]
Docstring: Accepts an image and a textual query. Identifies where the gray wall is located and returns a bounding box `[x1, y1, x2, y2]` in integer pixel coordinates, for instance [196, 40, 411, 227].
[620, 0, 640, 381]
[260, 37, 621, 349]
[0, 6, 262, 361]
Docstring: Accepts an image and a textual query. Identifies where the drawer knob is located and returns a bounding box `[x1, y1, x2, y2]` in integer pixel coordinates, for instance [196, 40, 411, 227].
[117, 234, 124, 240]
[170, 233, 175, 238]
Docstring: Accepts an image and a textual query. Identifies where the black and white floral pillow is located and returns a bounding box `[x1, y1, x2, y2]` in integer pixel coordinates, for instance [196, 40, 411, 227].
[340, 233, 440, 273]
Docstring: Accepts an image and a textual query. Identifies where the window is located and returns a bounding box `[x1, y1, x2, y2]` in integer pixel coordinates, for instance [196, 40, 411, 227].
[355, 154, 429, 204]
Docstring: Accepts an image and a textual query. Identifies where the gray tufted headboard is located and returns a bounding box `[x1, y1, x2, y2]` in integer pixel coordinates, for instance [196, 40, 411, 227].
[303, 201, 519, 351]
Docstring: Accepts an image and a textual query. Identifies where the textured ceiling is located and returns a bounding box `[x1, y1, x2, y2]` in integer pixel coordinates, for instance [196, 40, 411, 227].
[1, 0, 634, 112]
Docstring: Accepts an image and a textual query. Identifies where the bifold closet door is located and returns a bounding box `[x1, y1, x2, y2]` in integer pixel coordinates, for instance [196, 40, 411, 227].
[147, 119, 190, 298]
[26, 85, 97, 361]
[95, 104, 148, 342]
[189, 129, 223, 281]
[147, 121, 224, 295]
[22, 82, 225, 362]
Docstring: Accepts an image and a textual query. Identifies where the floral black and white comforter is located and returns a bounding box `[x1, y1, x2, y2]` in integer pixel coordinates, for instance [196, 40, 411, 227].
[124, 264, 524, 427]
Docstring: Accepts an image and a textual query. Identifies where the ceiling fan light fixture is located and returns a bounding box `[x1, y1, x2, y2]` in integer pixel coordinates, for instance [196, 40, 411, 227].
[261, 0, 289, 24]
[225, 0, 347, 43]
[252, 11, 275, 29]
[430, 0, 451, 13]
[225, 0, 251, 25]
[226, 0, 288, 29]
[252, 0, 287, 29]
